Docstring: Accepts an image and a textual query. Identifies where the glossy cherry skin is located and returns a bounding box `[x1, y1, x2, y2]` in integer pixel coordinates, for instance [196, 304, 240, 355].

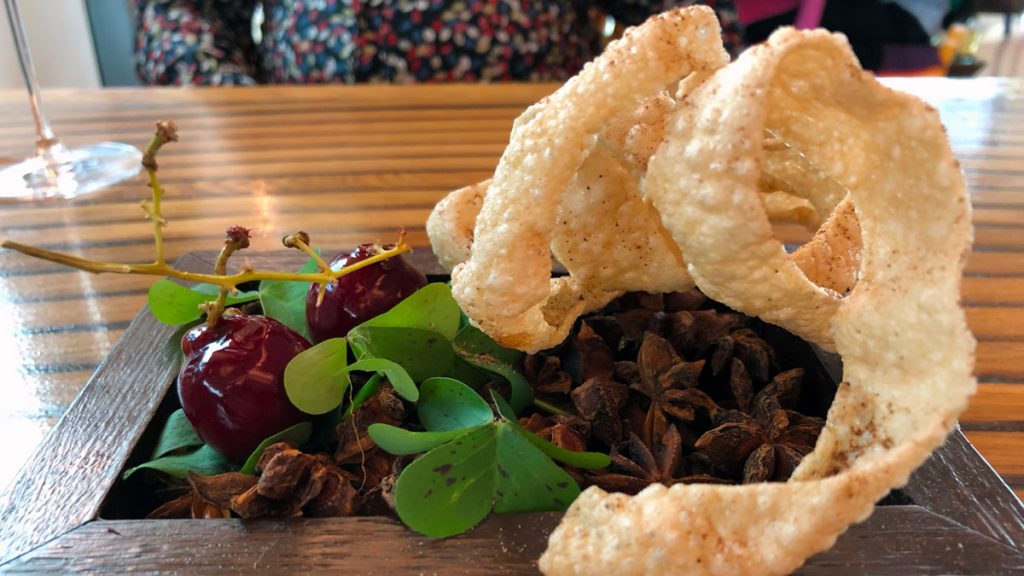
[178, 314, 310, 462]
[306, 244, 427, 343]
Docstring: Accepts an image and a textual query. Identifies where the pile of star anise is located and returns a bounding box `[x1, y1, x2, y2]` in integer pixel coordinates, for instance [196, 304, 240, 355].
[147, 289, 833, 520]
[520, 289, 831, 493]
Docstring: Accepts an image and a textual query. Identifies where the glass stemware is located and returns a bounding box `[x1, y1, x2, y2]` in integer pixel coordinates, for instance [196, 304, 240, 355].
[0, 0, 141, 200]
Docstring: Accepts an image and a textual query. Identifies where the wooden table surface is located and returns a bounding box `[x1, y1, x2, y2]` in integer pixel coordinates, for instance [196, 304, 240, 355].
[0, 79, 1021, 505]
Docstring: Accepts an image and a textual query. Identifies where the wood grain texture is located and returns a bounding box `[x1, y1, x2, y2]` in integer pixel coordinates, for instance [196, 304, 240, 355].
[903, 429, 1024, 550]
[0, 80, 1023, 570]
[5, 508, 1024, 575]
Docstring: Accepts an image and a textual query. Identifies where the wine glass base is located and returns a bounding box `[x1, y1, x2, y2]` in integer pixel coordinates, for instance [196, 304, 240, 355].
[0, 142, 142, 201]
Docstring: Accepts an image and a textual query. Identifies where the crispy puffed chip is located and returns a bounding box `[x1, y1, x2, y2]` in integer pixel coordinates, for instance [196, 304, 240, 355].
[760, 131, 850, 219]
[425, 179, 487, 272]
[792, 197, 862, 295]
[540, 28, 973, 576]
[760, 131, 864, 293]
[644, 24, 893, 350]
[449, 6, 729, 353]
[430, 91, 695, 296]
[760, 189, 820, 227]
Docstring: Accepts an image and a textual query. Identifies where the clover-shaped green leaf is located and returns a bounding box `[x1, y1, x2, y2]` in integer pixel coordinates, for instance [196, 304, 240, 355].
[368, 379, 609, 538]
[259, 254, 319, 340]
[453, 325, 533, 412]
[284, 337, 349, 415]
[148, 280, 259, 325]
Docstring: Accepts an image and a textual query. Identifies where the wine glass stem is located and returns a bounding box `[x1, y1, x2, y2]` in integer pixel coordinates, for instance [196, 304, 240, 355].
[4, 0, 61, 155]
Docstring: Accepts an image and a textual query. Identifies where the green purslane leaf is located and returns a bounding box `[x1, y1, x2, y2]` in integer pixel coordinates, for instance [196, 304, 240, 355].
[453, 324, 522, 365]
[489, 390, 519, 422]
[149, 409, 203, 459]
[147, 280, 259, 325]
[493, 423, 580, 514]
[239, 421, 313, 475]
[367, 423, 474, 455]
[123, 444, 234, 480]
[259, 254, 319, 341]
[388, 420, 584, 538]
[453, 325, 533, 413]
[352, 283, 461, 340]
[348, 326, 455, 383]
[490, 390, 610, 469]
[444, 356, 497, 388]
[363, 367, 608, 538]
[344, 357, 418, 402]
[342, 372, 383, 420]
[189, 282, 255, 299]
[284, 337, 350, 415]
[520, 428, 611, 469]
[394, 424, 498, 538]
[418, 378, 493, 432]
[346, 284, 461, 383]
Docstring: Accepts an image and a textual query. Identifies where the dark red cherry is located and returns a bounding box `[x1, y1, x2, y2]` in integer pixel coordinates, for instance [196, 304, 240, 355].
[178, 314, 311, 462]
[306, 244, 427, 343]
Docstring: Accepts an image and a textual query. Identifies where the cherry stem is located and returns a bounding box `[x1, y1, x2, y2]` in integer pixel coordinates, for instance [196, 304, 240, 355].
[0, 237, 411, 288]
[282, 232, 332, 306]
[141, 121, 177, 266]
[284, 232, 331, 272]
[201, 230, 251, 326]
[0, 121, 413, 296]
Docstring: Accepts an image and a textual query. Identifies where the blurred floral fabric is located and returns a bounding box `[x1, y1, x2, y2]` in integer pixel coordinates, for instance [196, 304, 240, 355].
[134, 0, 741, 85]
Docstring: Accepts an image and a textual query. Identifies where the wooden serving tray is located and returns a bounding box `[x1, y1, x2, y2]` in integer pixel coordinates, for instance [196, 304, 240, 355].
[2, 251, 1023, 574]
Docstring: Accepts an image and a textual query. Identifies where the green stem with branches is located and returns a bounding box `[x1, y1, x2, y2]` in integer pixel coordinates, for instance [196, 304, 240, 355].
[0, 120, 413, 313]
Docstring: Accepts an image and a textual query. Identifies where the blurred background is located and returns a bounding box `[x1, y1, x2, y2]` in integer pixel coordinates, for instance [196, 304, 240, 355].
[1, 1, 1023, 88]
[0, 0, 134, 88]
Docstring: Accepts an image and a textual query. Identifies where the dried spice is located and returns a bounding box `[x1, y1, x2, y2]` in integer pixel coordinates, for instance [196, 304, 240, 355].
[230, 443, 359, 518]
[631, 332, 706, 447]
[570, 377, 629, 446]
[335, 385, 405, 465]
[694, 369, 824, 483]
[710, 327, 776, 383]
[573, 322, 616, 382]
[526, 290, 829, 491]
[523, 354, 572, 395]
[188, 471, 256, 518]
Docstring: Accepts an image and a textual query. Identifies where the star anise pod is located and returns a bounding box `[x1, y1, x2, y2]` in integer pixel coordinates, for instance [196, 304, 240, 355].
[230, 443, 359, 518]
[187, 471, 256, 519]
[573, 321, 616, 381]
[728, 357, 754, 412]
[571, 377, 629, 445]
[587, 425, 731, 494]
[613, 308, 665, 356]
[146, 472, 258, 520]
[666, 310, 745, 357]
[631, 332, 706, 447]
[518, 413, 592, 447]
[663, 288, 707, 312]
[694, 368, 822, 483]
[588, 425, 685, 494]
[524, 353, 572, 395]
[632, 292, 666, 311]
[710, 327, 776, 383]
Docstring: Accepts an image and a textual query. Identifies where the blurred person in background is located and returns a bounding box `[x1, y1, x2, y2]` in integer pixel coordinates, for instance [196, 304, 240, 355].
[738, 0, 955, 71]
[134, 0, 741, 86]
